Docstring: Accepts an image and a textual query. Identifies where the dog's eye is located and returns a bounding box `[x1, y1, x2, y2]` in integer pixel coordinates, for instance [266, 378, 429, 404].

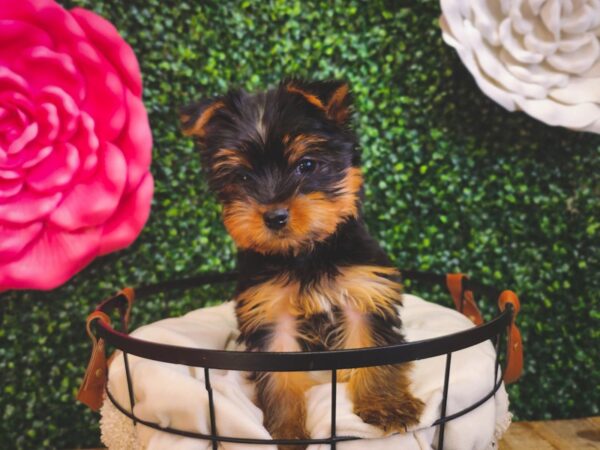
[236, 172, 250, 183]
[296, 158, 317, 175]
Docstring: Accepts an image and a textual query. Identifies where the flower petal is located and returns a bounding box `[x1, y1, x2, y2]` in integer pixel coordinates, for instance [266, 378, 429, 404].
[49, 142, 126, 230]
[0, 190, 62, 224]
[71, 7, 142, 96]
[466, 21, 547, 99]
[117, 89, 152, 193]
[71, 40, 126, 141]
[514, 96, 600, 129]
[0, 90, 34, 118]
[540, 0, 561, 40]
[1, 145, 53, 170]
[7, 122, 38, 154]
[440, 12, 518, 111]
[547, 37, 599, 74]
[21, 145, 53, 169]
[37, 86, 80, 141]
[0, 169, 21, 180]
[0, 220, 42, 261]
[99, 171, 153, 255]
[498, 18, 544, 64]
[0, 0, 35, 18]
[0, 226, 101, 291]
[27, 142, 80, 193]
[36, 102, 60, 144]
[0, 0, 58, 19]
[549, 75, 600, 104]
[472, 0, 502, 46]
[33, 1, 87, 45]
[523, 21, 559, 56]
[499, 49, 569, 89]
[0, 178, 23, 199]
[18, 46, 85, 102]
[0, 19, 53, 63]
[509, 0, 535, 34]
[0, 66, 28, 93]
[557, 32, 593, 54]
[71, 111, 99, 179]
[561, 4, 594, 34]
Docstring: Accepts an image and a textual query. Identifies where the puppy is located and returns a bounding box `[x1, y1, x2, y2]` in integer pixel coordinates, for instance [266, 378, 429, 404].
[181, 80, 424, 448]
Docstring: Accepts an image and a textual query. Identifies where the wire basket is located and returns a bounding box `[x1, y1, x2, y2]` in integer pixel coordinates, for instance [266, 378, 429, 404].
[80, 269, 523, 449]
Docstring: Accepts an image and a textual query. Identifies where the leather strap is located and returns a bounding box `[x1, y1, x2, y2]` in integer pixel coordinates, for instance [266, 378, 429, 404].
[117, 287, 135, 332]
[498, 290, 523, 384]
[446, 273, 484, 325]
[77, 311, 111, 411]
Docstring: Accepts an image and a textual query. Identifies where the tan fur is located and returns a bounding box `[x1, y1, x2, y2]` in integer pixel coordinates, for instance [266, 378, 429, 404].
[181, 101, 224, 137]
[255, 370, 315, 449]
[222, 168, 363, 255]
[336, 292, 425, 433]
[245, 289, 315, 448]
[286, 86, 325, 110]
[332, 265, 401, 316]
[325, 84, 351, 123]
[211, 148, 252, 174]
[286, 83, 350, 124]
[285, 134, 326, 164]
[348, 364, 424, 433]
[236, 275, 299, 335]
[237, 265, 400, 336]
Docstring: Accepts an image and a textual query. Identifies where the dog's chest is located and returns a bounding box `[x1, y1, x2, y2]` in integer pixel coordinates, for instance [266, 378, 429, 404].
[235, 264, 402, 337]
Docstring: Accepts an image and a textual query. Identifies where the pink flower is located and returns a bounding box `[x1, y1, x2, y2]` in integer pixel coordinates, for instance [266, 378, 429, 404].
[0, 0, 154, 291]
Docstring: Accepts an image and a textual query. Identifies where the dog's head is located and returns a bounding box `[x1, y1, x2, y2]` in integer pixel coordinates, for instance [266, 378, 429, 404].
[181, 80, 363, 255]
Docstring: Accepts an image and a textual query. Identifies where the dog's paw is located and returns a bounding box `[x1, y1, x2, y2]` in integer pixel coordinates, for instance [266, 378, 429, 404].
[354, 393, 425, 433]
[269, 422, 309, 450]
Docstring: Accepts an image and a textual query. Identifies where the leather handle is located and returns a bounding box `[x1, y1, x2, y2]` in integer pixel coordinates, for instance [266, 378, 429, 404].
[116, 287, 135, 332]
[85, 311, 111, 347]
[77, 311, 112, 410]
[498, 290, 523, 384]
[446, 273, 484, 325]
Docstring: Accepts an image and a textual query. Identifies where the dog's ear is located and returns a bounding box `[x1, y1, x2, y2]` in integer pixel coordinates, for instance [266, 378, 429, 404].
[180, 98, 224, 138]
[285, 79, 352, 125]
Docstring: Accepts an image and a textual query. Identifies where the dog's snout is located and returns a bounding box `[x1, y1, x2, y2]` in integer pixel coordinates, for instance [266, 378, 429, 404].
[263, 208, 289, 230]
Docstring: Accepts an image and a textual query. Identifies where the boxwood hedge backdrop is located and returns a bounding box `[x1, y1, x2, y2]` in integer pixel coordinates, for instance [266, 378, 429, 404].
[1, 0, 599, 448]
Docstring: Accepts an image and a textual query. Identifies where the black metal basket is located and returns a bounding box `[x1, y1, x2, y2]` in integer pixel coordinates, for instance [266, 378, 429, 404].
[85, 269, 523, 449]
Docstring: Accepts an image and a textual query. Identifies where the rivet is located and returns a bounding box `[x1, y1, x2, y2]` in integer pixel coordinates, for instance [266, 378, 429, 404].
[513, 343, 519, 350]
[95, 368, 104, 378]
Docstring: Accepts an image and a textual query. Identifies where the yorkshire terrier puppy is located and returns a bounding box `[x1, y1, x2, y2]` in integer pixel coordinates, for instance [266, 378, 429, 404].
[181, 80, 424, 448]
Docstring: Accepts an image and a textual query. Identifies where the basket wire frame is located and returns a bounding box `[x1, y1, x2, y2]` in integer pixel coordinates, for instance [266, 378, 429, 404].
[93, 270, 514, 449]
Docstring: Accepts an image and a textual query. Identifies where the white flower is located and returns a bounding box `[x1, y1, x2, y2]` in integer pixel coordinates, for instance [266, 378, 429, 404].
[440, 0, 600, 134]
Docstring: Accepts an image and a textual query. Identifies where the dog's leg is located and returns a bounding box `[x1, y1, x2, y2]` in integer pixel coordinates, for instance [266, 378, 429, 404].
[254, 316, 315, 450]
[254, 369, 314, 450]
[337, 308, 424, 433]
[239, 294, 314, 450]
[236, 279, 314, 450]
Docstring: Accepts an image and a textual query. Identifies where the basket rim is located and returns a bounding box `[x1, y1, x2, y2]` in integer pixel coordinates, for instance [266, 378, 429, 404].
[92, 269, 514, 372]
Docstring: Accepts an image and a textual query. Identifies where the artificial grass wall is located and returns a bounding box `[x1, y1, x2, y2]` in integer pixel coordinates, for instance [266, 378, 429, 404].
[1, 0, 599, 448]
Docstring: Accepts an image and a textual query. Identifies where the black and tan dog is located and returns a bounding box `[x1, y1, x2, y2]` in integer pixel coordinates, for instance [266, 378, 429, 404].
[181, 80, 423, 448]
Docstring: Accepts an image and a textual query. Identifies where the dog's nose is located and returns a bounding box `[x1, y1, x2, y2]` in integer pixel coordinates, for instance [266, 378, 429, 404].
[263, 208, 289, 230]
